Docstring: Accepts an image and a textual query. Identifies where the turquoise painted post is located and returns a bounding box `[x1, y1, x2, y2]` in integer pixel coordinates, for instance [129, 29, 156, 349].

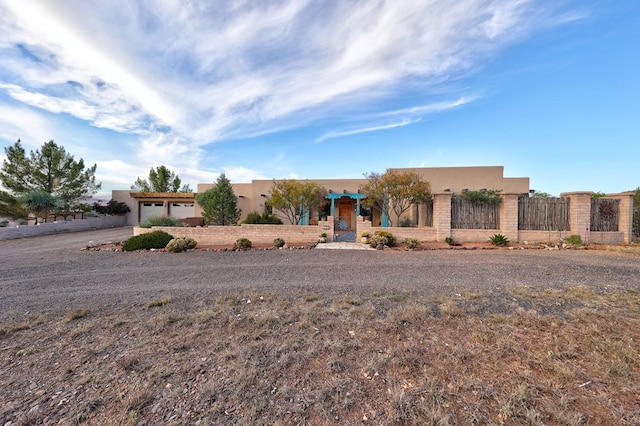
[381, 200, 389, 227]
[330, 198, 335, 217]
[299, 197, 308, 225]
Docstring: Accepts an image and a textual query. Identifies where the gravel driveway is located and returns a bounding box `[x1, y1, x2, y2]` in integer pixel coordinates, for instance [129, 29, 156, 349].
[1, 227, 639, 321]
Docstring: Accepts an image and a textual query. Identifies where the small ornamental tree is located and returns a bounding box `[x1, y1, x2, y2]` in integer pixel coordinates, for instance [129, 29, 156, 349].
[268, 179, 327, 225]
[361, 170, 431, 227]
[196, 174, 241, 225]
[131, 165, 192, 193]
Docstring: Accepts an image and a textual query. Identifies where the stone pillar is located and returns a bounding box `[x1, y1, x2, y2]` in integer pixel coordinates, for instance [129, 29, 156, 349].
[433, 193, 452, 241]
[500, 193, 519, 242]
[562, 192, 592, 243]
[615, 193, 634, 244]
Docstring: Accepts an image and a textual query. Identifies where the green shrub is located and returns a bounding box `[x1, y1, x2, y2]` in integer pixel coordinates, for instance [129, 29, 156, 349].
[404, 237, 420, 249]
[273, 237, 286, 248]
[489, 234, 509, 247]
[444, 237, 453, 245]
[369, 230, 397, 248]
[399, 218, 413, 227]
[361, 231, 370, 238]
[243, 211, 283, 224]
[0, 220, 8, 227]
[233, 238, 252, 250]
[122, 230, 174, 251]
[564, 234, 583, 246]
[139, 215, 181, 228]
[166, 237, 198, 253]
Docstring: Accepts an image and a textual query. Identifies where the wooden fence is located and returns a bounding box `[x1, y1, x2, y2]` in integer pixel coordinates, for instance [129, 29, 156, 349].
[518, 197, 570, 231]
[423, 198, 434, 227]
[451, 198, 499, 229]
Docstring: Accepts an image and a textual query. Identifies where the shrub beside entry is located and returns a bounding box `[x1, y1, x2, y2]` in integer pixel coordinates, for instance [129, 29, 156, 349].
[369, 231, 396, 248]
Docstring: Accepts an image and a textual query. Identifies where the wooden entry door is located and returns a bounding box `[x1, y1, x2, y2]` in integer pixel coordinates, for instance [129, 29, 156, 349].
[337, 201, 353, 230]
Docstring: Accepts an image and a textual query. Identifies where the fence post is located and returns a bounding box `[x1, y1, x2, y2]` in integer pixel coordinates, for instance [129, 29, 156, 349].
[433, 193, 452, 241]
[500, 193, 519, 242]
[615, 192, 634, 244]
[561, 192, 592, 243]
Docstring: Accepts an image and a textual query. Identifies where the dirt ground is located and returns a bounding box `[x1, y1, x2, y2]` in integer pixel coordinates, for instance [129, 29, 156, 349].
[1, 228, 640, 424]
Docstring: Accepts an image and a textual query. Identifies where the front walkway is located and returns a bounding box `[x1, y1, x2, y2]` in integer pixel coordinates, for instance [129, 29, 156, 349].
[315, 242, 375, 250]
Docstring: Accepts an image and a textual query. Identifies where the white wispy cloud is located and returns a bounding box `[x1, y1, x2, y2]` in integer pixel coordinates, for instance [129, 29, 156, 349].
[0, 0, 580, 188]
[315, 118, 421, 144]
[0, 102, 56, 146]
[315, 96, 476, 143]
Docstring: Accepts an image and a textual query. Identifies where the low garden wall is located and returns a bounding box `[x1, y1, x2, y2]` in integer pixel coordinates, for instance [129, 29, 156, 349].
[134, 223, 328, 245]
[134, 221, 627, 246]
[0, 216, 128, 240]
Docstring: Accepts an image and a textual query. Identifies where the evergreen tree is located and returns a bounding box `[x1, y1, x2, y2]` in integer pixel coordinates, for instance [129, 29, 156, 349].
[0, 139, 101, 208]
[131, 165, 192, 192]
[195, 174, 240, 225]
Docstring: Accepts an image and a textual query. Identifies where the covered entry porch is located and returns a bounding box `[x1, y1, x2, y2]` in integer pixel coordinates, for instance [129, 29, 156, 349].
[326, 192, 365, 242]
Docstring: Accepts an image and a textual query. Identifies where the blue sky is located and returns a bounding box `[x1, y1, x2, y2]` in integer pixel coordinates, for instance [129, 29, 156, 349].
[0, 1, 638, 198]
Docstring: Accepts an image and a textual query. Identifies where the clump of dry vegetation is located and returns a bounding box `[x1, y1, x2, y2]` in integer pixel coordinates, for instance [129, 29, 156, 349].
[2, 286, 640, 424]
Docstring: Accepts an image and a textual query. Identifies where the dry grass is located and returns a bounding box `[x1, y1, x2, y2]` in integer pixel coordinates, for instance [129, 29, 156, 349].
[146, 295, 172, 308]
[603, 244, 640, 256]
[2, 286, 640, 424]
[62, 307, 91, 323]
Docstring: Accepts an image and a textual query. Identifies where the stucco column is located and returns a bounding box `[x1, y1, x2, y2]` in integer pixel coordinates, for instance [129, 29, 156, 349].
[616, 193, 634, 244]
[433, 193, 452, 241]
[500, 193, 519, 242]
[562, 192, 592, 243]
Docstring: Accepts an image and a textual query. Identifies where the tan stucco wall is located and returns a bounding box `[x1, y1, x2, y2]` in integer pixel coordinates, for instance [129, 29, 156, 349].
[390, 166, 529, 194]
[197, 166, 529, 224]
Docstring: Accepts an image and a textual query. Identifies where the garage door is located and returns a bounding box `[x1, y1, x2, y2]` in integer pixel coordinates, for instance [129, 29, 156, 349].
[169, 202, 195, 219]
[140, 202, 165, 223]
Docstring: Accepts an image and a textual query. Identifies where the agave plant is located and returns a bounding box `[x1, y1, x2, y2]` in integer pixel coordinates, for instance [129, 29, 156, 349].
[489, 234, 509, 247]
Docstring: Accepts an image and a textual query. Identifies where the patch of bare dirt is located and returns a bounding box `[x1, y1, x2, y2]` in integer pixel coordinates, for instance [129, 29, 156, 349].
[2, 229, 640, 424]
